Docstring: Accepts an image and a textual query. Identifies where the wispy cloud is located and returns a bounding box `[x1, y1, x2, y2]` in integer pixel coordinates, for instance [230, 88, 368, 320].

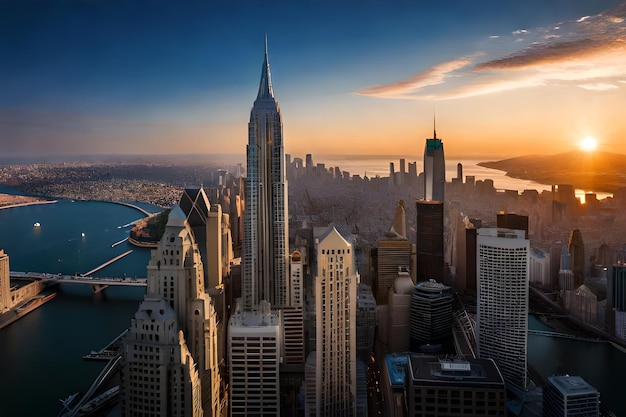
[356, 2, 626, 100]
[355, 57, 475, 99]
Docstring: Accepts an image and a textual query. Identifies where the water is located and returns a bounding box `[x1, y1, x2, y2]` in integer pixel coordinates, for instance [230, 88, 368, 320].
[315, 155, 613, 199]
[0, 194, 151, 417]
[527, 315, 626, 416]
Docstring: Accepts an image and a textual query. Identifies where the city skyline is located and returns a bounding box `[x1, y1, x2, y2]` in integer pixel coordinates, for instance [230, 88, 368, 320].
[2, 0, 626, 159]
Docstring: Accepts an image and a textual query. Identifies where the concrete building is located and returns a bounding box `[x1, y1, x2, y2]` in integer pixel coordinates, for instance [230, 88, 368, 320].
[242, 38, 289, 310]
[122, 206, 225, 416]
[375, 200, 413, 303]
[356, 283, 377, 360]
[476, 228, 529, 393]
[543, 375, 599, 417]
[563, 284, 598, 325]
[228, 301, 282, 417]
[306, 226, 358, 417]
[410, 279, 453, 349]
[0, 250, 46, 315]
[529, 247, 551, 287]
[386, 270, 414, 352]
[406, 355, 506, 417]
[120, 298, 204, 417]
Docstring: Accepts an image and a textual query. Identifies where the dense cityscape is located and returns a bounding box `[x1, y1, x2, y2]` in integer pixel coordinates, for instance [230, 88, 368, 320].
[2, 41, 626, 417]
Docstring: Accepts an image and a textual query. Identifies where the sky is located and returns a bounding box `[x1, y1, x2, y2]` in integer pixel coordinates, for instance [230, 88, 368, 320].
[1, 0, 626, 160]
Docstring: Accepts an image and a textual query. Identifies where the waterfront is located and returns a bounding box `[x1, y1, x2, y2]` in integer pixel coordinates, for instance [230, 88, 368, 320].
[0, 194, 150, 416]
[0, 164, 622, 415]
[527, 315, 626, 416]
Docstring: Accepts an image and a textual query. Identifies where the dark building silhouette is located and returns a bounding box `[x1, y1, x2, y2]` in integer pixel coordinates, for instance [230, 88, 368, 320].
[496, 213, 529, 239]
[416, 200, 444, 282]
[568, 229, 585, 288]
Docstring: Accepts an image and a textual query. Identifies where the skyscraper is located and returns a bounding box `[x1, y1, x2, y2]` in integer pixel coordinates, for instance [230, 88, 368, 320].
[476, 228, 529, 393]
[415, 200, 444, 282]
[306, 226, 358, 417]
[229, 39, 289, 417]
[423, 122, 445, 202]
[121, 206, 224, 416]
[242, 37, 289, 311]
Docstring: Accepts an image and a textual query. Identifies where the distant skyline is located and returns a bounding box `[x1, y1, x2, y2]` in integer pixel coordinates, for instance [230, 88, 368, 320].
[2, 0, 626, 159]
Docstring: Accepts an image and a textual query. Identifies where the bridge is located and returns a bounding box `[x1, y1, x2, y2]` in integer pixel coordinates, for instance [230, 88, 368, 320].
[11, 272, 147, 293]
[527, 329, 605, 343]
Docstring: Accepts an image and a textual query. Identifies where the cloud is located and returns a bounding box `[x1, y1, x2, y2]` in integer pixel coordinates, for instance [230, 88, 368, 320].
[355, 57, 474, 99]
[356, 2, 626, 100]
[577, 83, 619, 91]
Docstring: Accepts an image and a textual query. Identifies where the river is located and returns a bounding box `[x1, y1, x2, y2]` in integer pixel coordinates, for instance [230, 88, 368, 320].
[0, 188, 150, 417]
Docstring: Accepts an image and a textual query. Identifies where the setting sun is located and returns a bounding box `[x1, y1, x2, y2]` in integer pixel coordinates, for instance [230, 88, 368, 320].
[580, 136, 598, 152]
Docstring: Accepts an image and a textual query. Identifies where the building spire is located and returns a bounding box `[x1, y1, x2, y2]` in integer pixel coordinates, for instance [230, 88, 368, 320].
[433, 113, 437, 140]
[256, 35, 275, 100]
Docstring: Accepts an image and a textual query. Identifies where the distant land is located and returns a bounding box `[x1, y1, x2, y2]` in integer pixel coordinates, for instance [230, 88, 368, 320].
[479, 151, 626, 194]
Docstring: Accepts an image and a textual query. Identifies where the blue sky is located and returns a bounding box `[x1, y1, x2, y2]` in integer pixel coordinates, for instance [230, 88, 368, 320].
[2, 0, 625, 158]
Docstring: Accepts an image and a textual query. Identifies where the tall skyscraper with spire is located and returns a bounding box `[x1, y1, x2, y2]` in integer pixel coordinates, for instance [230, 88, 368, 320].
[423, 119, 445, 202]
[242, 37, 289, 311]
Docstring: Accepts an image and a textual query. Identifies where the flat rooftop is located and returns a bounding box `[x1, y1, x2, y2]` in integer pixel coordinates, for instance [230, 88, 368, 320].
[547, 375, 598, 396]
[385, 354, 409, 388]
[408, 355, 505, 388]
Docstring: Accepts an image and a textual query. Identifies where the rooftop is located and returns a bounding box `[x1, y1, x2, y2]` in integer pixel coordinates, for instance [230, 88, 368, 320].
[547, 375, 598, 396]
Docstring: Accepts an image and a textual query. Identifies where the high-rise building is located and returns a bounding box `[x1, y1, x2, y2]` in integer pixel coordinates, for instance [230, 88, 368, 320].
[476, 228, 529, 393]
[242, 38, 289, 310]
[121, 206, 224, 416]
[228, 301, 282, 417]
[543, 375, 600, 417]
[306, 226, 358, 417]
[608, 264, 626, 339]
[415, 200, 444, 282]
[423, 124, 445, 202]
[568, 229, 585, 288]
[529, 247, 551, 287]
[120, 298, 204, 417]
[410, 279, 453, 349]
[375, 200, 413, 303]
[356, 283, 377, 360]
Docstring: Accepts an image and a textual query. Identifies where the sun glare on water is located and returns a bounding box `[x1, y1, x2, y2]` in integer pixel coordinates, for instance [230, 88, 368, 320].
[580, 136, 598, 152]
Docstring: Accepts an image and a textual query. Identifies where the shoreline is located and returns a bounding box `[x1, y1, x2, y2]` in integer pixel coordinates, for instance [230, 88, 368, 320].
[0, 199, 58, 211]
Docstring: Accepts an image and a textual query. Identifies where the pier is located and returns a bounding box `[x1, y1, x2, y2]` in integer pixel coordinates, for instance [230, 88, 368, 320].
[83, 328, 129, 361]
[80, 250, 133, 277]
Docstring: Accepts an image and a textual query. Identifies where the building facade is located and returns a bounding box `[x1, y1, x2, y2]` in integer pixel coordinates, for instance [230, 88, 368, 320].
[410, 279, 453, 349]
[122, 206, 224, 416]
[407, 355, 506, 417]
[476, 228, 529, 393]
[423, 128, 445, 202]
[415, 201, 444, 283]
[306, 226, 358, 417]
[242, 39, 289, 310]
[543, 375, 599, 417]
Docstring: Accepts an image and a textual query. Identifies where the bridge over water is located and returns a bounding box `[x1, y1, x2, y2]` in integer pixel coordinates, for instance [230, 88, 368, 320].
[11, 272, 147, 293]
